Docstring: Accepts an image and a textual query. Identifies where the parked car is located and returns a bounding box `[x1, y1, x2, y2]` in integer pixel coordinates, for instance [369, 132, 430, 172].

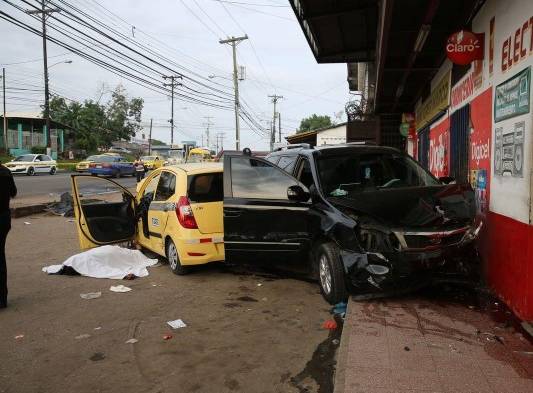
[5, 154, 57, 176]
[224, 144, 479, 303]
[88, 155, 135, 178]
[71, 163, 224, 274]
[76, 155, 101, 172]
[141, 155, 163, 170]
[108, 146, 131, 154]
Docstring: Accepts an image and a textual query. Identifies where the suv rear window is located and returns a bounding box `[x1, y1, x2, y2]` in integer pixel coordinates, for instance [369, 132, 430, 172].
[188, 173, 223, 203]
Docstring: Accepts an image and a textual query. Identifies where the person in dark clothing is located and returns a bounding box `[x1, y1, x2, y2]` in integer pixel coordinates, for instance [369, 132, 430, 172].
[0, 161, 17, 308]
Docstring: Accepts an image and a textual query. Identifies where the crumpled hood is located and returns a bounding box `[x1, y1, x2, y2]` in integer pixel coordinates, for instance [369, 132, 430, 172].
[328, 183, 476, 228]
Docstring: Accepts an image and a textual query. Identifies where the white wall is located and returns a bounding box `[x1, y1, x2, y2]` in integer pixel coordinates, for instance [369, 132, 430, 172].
[473, 0, 533, 224]
[316, 124, 347, 145]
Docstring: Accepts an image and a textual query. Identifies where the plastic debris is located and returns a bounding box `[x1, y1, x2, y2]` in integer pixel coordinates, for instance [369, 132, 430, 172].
[163, 334, 173, 340]
[167, 319, 187, 329]
[75, 334, 91, 340]
[257, 283, 263, 287]
[94, 327, 102, 330]
[322, 320, 338, 330]
[24, 222, 31, 225]
[80, 292, 102, 300]
[110, 285, 132, 293]
[14, 335, 24, 340]
[125, 338, 138, 344]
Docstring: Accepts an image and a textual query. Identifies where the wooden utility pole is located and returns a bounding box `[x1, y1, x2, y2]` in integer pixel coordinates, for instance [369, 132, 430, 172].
[268, 95, 283, 151]
[148, 118, 153, 155]
[203, 116, 214, 148]
[278, 112, 282, 143]
[163, 75, 182, 146]
[2, 68, 7, 152]
[27, 1, 60, 152]
[219, 35, 248, 150]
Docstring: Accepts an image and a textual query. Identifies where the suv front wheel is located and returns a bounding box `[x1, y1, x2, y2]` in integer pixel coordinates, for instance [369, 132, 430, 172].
[315, 242, 348, 304]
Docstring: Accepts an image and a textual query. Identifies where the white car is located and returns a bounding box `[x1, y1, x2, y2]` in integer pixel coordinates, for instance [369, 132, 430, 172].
[5, 154, 57, 176]
[108, 146, 131, 154]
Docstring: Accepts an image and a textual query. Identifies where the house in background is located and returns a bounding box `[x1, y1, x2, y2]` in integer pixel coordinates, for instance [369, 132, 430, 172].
[0, 112, 74, 159]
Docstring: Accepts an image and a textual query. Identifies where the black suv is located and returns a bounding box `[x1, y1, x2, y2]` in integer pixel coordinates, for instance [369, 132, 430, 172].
[223, 144, 479, 304]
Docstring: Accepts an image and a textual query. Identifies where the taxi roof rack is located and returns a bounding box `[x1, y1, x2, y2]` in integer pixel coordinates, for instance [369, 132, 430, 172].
[274, 143, 312, 152]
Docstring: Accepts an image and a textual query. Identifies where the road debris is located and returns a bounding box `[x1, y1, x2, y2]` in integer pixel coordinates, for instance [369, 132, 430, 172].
[404, 346, 411, 351]
[257, 283, 263, 287]
[163, 334, 173, 340]
[80, 292, 102, 300]
[94, 327, 102, 330]
[14, 335, 24, 340]
[110, 285, 132, 293]
[322, 320, 338, 330]
[90, 352, 105, 361]
[75, 334, 91, 340]
[125, 338, 138, 344]
[167, 319, 187, 329]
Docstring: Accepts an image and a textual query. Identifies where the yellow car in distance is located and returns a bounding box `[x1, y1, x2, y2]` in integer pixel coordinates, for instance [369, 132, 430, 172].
[71, 163, 224, 274]
[141, 155, 163, 170]
[76, 154, 101, 172]
[188, 148, 212, 162]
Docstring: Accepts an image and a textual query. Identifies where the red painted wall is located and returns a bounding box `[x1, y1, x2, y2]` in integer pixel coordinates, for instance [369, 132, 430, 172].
[487, 211, 533, 320]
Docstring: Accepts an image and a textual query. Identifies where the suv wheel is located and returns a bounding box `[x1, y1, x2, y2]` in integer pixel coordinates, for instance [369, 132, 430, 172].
[315, 242, 348, 304]
[166, 238, 189, 275]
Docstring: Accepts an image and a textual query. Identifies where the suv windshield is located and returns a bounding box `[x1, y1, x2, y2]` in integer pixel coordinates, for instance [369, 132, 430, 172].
[317, 152, 439, 196]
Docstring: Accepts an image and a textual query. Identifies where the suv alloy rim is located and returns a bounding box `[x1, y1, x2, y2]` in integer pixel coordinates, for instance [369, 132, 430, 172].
[319, 255, 332, 295]
[168, 241, 178, 270]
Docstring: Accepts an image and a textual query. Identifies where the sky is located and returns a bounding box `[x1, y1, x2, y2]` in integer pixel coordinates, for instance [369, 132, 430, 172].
[0, 0, 351, 151]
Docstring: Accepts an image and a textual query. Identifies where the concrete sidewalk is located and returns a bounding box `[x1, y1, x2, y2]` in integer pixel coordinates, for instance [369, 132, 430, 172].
[335, 290, 533, 393]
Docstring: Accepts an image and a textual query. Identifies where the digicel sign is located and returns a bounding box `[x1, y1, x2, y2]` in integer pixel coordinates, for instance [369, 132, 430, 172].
[446, 30, 484, 65]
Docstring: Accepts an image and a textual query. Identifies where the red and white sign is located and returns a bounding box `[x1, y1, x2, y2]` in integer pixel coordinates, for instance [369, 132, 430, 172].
[446, 30, 485, 65]
[428, 117, 449, 178]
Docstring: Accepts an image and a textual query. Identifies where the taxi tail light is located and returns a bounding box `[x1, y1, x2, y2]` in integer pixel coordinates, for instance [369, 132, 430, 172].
[176, 196, 198, 229]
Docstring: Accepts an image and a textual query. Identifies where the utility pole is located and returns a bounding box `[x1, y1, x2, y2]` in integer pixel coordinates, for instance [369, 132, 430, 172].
[203, 116, 214, 148]
[2, 68, 7, 152]
[27, 1, 60, 153]
[219, 35, 248, 150]
[148, 118, 153, 155]
[163, 75, 182, 146]
[216, 132, 226, 153]
[268, 95, 283, 151]
[278, 112, 282, 143]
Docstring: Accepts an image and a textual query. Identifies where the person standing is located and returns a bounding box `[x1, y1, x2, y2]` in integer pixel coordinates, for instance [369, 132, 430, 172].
[134, 157, 145, 183]
[0, 159, 17, 309]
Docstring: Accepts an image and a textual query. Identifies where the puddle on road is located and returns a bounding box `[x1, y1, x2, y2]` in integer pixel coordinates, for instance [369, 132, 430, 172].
[290, 314, 343, 393]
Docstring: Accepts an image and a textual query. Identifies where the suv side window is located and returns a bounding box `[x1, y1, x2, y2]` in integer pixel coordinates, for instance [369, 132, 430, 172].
[296, 158, 314, 189]
[231, 157, 299, 200]
[154, 171, 176, 201]
[277, 156, 297, 174]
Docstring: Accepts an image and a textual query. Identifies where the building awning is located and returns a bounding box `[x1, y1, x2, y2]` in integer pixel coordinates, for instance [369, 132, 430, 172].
[290, 0, 484, 114]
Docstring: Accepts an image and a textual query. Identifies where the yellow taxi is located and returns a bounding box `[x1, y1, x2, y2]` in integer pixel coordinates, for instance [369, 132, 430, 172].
[76, 154, 102, 172]
[70, 163, 224, 274]
[141, 155, 164, 170]
[188, 148, 212, 162]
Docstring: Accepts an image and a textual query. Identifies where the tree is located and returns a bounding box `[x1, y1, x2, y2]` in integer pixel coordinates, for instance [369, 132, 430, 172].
[150, 138, 166, 146]
[298, 114, 333, 133]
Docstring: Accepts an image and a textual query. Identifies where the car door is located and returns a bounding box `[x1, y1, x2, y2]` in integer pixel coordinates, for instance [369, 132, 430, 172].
[147, 171, 176, 251]
[223, 154, 312, 266]
[71, 175, 136, 250]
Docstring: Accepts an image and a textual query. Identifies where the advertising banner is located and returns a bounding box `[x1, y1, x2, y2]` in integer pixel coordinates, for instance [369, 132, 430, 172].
[470, 88, 492, 217]
[428, 117, 450, 178]
[494, 66, 530, 122]
[415, 71, 451, 130]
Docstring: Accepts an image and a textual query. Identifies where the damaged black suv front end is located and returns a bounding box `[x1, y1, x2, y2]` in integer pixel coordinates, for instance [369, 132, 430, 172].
[316, 149, 480, 299]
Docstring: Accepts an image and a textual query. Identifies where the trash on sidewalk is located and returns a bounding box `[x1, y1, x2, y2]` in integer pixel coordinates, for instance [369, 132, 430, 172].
[167, 319, 187, 329]
[42, 245, 158, 279]
[90, 352, 105, 361]
[125, 338, 138, 344]
[14, 335, 24, 340]
[46, 192, 74, 217]
[404, 346, 410, 351]
[257, 283, 263, 287]
[80, 292, 102, 300]
[322, 320, 338, 330]
[23, 222, 31, 225]
[110, 285, 132, 293]
[163, 334, 173, 340]
[94, 327, 102, 330]
[75, 334, 91, 340]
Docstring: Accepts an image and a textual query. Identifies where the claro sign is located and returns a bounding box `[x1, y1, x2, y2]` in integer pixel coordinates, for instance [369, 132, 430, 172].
[446, 30, 485, 65]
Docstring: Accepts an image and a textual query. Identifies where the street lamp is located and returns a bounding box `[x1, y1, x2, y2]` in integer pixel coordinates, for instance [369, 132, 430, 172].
[44, 59, 72, 152]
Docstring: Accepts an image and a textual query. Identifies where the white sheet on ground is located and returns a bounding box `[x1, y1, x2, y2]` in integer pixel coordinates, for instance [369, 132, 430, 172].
[42, 245, 159, 279]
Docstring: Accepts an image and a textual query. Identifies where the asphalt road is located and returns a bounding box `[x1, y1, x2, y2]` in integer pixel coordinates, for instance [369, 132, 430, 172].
[13, 172, 138, 198]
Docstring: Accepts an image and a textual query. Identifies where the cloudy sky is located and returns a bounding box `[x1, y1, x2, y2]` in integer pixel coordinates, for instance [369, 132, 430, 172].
[0, 0, 350, 150]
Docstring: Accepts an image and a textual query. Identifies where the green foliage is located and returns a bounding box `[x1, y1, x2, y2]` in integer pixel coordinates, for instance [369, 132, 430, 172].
[150, 138, 166, 146]
[49, 84, 144, 151]
[57, 162, 77, 172]
[31, 146, 47, 154]
[298, 114, 333, 133]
